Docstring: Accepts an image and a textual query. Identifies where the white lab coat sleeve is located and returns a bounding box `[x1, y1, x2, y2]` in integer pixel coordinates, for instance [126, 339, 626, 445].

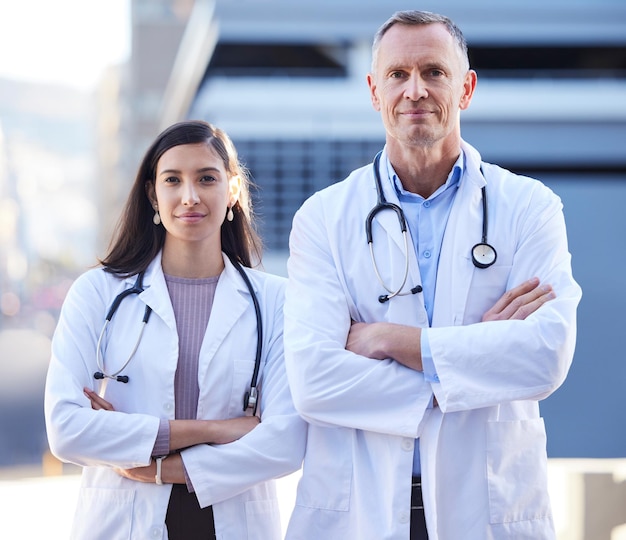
[429, 181, 582, 412]
[44, 271, 160, 468]
[181, 278, 306, 508]
[284, 192, 432, 437]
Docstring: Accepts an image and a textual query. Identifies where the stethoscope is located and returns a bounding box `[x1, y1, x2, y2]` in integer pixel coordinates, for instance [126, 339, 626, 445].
[94, 256, 262, 414]
[367, 150, 497, 303]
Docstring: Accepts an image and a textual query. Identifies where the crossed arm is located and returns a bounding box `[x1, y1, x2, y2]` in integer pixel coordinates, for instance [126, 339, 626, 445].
[85, 278, 553, 482]
[346, 277, 555, 371]
[83, 389, 260, 484]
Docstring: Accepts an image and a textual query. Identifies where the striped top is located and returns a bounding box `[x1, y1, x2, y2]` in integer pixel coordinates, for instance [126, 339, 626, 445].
[152, 273, 219, 457]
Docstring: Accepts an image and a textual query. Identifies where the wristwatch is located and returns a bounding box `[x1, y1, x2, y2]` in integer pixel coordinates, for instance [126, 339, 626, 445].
[155, 455, 168, 485]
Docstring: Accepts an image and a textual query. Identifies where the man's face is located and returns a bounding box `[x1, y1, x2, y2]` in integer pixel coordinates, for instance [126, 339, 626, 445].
[367, 23, 475, 150]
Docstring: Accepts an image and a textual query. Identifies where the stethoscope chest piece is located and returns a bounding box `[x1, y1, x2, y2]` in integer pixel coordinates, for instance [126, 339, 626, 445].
[471, 242, 497, 269]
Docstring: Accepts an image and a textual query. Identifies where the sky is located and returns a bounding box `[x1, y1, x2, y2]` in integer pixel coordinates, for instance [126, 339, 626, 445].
[0, 0, 130, 90]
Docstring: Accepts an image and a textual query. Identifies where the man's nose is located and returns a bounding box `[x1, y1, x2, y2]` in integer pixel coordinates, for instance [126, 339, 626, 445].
[404, 74, 428, 101]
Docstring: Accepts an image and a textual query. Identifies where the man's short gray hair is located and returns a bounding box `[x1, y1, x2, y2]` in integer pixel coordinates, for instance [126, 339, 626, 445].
[371, 10, 470, 72]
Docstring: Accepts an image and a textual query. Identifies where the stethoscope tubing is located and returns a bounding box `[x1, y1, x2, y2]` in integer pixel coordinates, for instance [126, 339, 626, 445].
[228, 254, 263, 413]
[367, 149, 497, 302]
[95, 273, 153, 396]
[367, 151, 412, 303]
[94, 260, 262, 414]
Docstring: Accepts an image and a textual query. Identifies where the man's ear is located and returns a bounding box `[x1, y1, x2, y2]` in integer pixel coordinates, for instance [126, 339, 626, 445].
[367, 73, 381, 112]
[459, 69, 477, 111]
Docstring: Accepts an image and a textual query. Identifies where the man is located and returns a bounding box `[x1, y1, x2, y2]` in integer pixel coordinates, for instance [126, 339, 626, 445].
[283, 10, 581, 540]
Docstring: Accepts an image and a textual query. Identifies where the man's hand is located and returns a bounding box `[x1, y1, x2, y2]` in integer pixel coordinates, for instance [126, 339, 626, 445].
[482, 277, 555, 322]
[346, 321, 422, 371]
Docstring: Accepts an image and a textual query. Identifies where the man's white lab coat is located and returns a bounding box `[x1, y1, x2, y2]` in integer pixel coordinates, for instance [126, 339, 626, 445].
[283, 141, 581, 540]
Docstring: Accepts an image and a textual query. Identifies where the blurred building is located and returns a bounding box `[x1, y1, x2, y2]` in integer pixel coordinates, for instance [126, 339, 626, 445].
[96, 0, 195, 246]
[176, 0, 626, 253]
[0, 79, 96, 471]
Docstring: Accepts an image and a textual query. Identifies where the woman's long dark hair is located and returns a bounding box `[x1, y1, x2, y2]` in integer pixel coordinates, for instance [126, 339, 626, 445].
[100, 120, 262, 276]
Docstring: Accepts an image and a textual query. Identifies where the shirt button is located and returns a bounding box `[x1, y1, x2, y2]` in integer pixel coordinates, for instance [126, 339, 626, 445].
[151, 527, 161, 537]
[423, 250, 431, 259]
[423, 201, 431, 208]
[399, 511, 410, 523]
[401, 438, 414, 451]
[164, 403, 174, 412]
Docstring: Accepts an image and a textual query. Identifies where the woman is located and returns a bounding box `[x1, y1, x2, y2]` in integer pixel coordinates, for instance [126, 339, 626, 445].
[44, 120, 306, 540]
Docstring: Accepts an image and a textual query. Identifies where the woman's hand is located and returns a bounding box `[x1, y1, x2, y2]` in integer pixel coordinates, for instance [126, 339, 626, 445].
[114, 416, 261, 484]
[115, 462, 157, 483]
[84, 387, 115, 411]
[116, 453, 186, 484]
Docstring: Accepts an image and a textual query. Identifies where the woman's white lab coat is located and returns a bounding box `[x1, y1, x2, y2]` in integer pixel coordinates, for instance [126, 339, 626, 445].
[45, 253, 306, 540]
[283, 140, 581, 540]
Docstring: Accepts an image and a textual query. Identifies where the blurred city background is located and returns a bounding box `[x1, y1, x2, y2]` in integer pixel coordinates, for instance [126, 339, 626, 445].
[0, 0, 625, 538]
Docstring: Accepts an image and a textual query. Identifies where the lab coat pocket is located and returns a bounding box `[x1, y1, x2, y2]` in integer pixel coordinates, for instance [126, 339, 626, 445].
[244, 499, 282, 540]
[486, 418, 551, 524]
[70, 487, 135, 540]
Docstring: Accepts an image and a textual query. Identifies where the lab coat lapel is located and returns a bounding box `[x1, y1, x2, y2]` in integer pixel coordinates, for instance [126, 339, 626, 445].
[432, 147, 486, 328]
[197, 255, 248, 380]
[137, 253, 177, 330]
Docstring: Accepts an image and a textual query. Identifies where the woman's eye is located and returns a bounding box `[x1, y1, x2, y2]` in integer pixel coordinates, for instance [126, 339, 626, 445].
[164, 176, 179, 183]
[200, 175, 216, 183]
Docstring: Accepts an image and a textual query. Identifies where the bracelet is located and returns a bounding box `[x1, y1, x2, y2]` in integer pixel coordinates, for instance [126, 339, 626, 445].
[155, 455, 168, 485]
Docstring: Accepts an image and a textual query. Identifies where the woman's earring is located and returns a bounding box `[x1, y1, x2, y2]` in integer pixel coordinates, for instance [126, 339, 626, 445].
[226, 207, 234, 222]
[153, 209, 161, 225]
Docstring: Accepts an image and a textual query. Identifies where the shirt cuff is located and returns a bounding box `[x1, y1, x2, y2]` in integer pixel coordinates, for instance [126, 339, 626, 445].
[184, 463, 195, 492]
[151, 418, 171, 457]
[421, 329, 440, 383]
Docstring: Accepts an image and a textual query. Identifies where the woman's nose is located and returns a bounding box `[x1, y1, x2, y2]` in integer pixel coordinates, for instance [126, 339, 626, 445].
[182, 184, 200, 205]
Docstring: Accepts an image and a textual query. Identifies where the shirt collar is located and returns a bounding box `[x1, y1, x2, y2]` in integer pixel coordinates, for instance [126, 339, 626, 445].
[388, 151, 465, 201]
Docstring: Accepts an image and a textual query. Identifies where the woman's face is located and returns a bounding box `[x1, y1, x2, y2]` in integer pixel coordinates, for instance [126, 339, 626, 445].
[147, 142, 240, 251]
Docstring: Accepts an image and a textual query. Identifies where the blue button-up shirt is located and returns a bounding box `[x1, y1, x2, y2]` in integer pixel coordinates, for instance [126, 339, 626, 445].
[386, 152, 464, 474]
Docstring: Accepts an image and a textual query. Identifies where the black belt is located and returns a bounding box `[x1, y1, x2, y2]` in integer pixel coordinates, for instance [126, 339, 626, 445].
[410, 476, 428, 540]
